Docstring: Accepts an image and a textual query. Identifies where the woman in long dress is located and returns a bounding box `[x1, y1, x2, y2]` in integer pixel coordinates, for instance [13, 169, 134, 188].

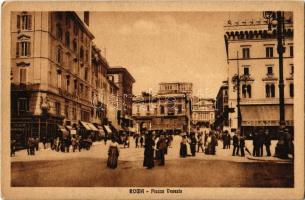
[180, 135, 187, 157]
[143, 132, 155, 169]
[107, 138, 120, 169]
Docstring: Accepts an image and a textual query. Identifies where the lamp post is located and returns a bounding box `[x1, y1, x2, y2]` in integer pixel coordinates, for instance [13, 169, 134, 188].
[231, 51, 242, 134]
[263, 11, 286, 129]
[263, 11, 289, 158]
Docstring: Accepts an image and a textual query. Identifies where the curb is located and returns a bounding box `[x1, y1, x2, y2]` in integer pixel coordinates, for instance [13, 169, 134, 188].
[246, 156, 293, 163]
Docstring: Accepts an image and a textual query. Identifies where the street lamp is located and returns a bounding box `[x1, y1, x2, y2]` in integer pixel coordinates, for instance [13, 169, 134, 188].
[231, 51, 242, 134]
[263, 11, 288, 158]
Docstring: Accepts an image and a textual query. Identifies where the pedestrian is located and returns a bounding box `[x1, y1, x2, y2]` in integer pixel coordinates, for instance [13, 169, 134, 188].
[35, 137, 39, 151]
[11, 139, 16, 157]
[210, 131, 217, 155]
[156, 135, 166, 166]
[135, 135, 139, 148]
[140, 135, 144, 147]
[27, 137, 31, 155]
[226, 132, 231, 149]
[222, 132, 226, 149]
[197, 133, 204, 153]
[258, 129, 265, 157]
[232, 131, 239, 156]
[180, 134, 187, 157]
[168, 134, 173, 148]
[30, 137, 36, 155]
[252, 130, 258, 156]
[42, 136, 46, 149]
[143, 132, 155, 169]
[264, 129, 271, 156]
[204, 131, 208, 147]
[190, 133, 197, 156]
[71, 136, 77, 152]
[239, 134, 245, 157]
[107, 137, 120, 169]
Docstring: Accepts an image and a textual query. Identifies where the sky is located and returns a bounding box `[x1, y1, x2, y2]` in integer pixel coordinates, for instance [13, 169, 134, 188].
[88, 12, 265, 98]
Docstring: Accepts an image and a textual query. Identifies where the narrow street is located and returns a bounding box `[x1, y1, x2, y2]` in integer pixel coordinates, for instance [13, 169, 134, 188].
[11, 136, 293, 187]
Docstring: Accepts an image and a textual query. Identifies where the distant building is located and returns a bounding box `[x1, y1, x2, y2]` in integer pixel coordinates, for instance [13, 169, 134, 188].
[158, 82, 193, 96]
[107, 67, 135, 132]
[214, 81, 229, 130]
[191, 97, 215, 129]
[224, 12, 294, 137]
[132, 82, 192, 134]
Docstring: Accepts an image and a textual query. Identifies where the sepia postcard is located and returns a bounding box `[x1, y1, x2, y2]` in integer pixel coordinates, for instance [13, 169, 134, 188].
[1, 1, 304, 199]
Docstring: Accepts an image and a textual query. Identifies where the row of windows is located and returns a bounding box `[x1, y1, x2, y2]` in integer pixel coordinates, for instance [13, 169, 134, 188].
[136, 104, 183, 115]
[240, 83, 294, 98]
[241, 64, 293, 76]
[241, 46, 293, 59]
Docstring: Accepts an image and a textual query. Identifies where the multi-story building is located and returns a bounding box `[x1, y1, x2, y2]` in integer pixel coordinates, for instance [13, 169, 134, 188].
[158, 82, 193, 96]
[107, 67, 135, 132]
[224, 12, 294, 137]
[10, 11, 101, 148]
[132, 82, 192, 134]
[214, 81, 229, 130]
[191, 97, 215, 129]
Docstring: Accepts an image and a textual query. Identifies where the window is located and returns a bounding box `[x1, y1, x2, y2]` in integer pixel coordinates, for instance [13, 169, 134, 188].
[17, 14, 32, 30]
[290, 83, 294, 97]
[72, 106, 77, 120]
[20, 68, 27, 84]
[290, 46, 293, 57]
[65, 32, 70, 48]
[56, 47, 62, 63]
[147, 105, 150, 112]
[65, 15, 70, 28]
[267, 66, 273, 75]
[66, 76, 70, 92]
[242, 48, 250, 59]
[18, 98, 28, 115]
[266, 47, 273, 58]
[160, 105, 165, 114]
[55, 102, 61, 115]
[177, 104, 182, 114]
[16, 41, 31, 57]
[84, 68, 88, 80]
[57, 72, 62, 89]
[73, 22, 78, 36]
[80, 31, 84, 42]
[243, 67, 249, 76]
[80, 46, 84, 60]
[65, 104, 69, 118]
[73, 39, 77, 52]
[266, 83, 275, 98]
[290, 64, 294, 75]
[136, 105, 140, 113]
[56, 24, 63, 41]
[242, 84, 251, 98]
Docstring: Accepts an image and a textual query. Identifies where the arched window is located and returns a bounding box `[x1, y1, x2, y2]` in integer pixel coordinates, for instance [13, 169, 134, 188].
[242, 85, 247, 98]
[290, 83, 294, 97]
[65, 32, 70, 48]
[265, 84, 270, 97]
[270, 84, 275, 97]
[56, 47, 62, 63]
[247, 85, 251, 98]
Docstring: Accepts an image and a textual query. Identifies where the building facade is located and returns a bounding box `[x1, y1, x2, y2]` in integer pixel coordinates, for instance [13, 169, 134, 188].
[107, 67, 135, 132]
[214, 81, 229, 130]
[132, 82, 192, 134]
[224, 12, 294, 137]
[10, 11, 121, 148]
[191, 97, 215, 129]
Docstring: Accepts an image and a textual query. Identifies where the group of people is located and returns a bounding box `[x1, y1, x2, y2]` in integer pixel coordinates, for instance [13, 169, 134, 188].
[51, 135, 93, 153]
[180, 131, 218, 157]
[26, 137, 40, 155]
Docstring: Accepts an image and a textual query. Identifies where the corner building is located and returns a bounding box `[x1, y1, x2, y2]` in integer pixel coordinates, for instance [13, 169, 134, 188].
[224, 12, 294, 138]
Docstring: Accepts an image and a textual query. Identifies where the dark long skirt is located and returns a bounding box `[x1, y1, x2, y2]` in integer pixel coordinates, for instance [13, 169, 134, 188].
[143, 148, 154, 168]
[180, 143, 187, 157]
[190, 144, 196, 156]
[107, 146, 119, 169]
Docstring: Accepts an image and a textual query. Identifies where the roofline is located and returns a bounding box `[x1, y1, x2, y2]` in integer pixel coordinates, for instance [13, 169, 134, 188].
[69, 12, 95, 39]
[108, 67, 136, 83]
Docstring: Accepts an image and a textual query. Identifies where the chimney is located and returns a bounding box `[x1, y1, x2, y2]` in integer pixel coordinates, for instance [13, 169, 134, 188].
[84, 11, 89, 26]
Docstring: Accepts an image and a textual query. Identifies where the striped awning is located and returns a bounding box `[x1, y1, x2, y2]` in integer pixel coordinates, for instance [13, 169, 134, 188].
[80, 121, 91, 130]
[104, 125, 112, 134]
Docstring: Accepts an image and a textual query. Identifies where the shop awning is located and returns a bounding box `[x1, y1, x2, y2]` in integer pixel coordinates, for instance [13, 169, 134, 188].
[240, 105, 293, 126]
[87, 123, 99, 131]
[66, 125, 77, 135]
[104, 125, 112, 134]
[96, 125, 105, 135]
[57, 125, 69, 135]
[80, 121, 92, 130]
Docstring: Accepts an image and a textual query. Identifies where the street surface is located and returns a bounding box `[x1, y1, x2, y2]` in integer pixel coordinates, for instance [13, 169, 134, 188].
[11, 136, 293, 187]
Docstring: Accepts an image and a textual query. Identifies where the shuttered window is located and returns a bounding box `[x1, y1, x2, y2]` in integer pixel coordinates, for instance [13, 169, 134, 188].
[17, 14, 32, 30]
